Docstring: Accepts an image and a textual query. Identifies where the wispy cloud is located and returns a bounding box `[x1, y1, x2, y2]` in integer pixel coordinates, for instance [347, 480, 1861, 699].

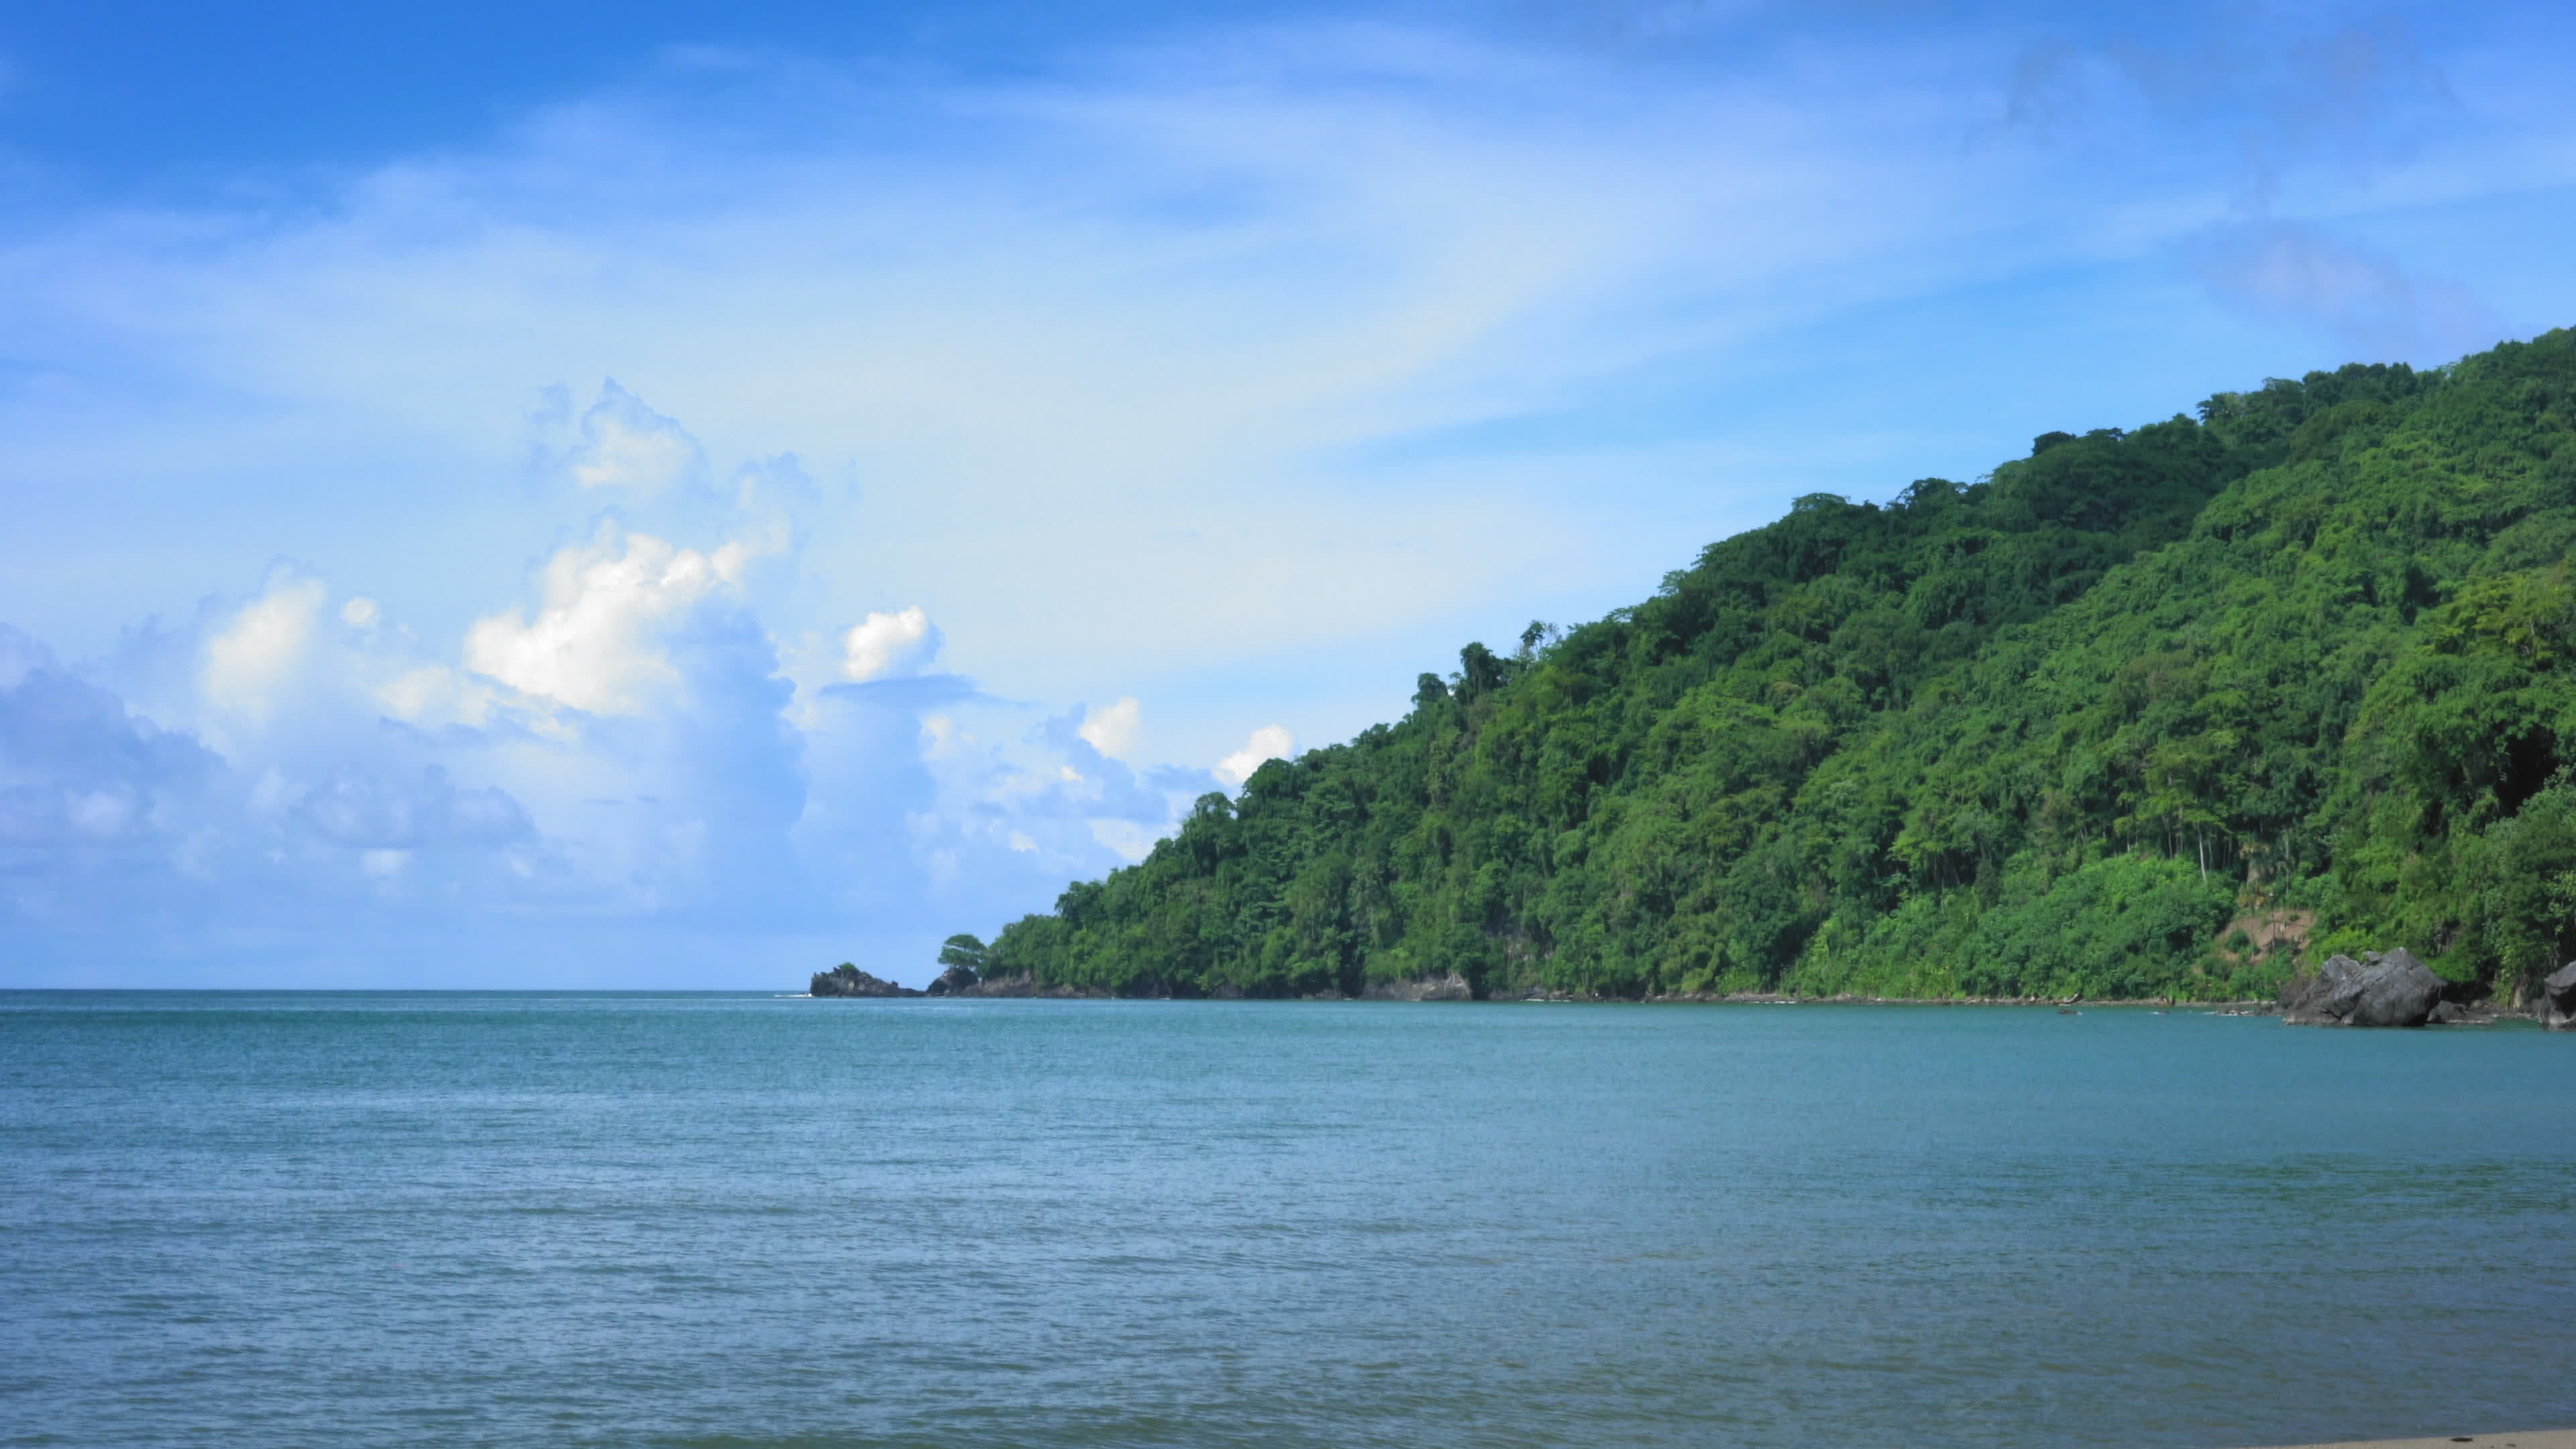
[2189, 218, 2502, 363]
[3, 7, 2572, 981]
[0, 22, 2107, 692]
[1984, 2, 2516, 357]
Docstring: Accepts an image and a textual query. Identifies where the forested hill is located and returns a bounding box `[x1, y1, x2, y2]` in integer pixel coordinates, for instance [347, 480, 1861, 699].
[977, 330, 2576, 1004]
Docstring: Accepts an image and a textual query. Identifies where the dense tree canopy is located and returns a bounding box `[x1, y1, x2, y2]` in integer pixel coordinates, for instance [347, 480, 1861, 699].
[975, 331, 2576, 1003]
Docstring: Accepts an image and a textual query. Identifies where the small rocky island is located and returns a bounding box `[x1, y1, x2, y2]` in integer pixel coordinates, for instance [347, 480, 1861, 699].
[808, 936, 998, 998]
[808, 963, 920, 998]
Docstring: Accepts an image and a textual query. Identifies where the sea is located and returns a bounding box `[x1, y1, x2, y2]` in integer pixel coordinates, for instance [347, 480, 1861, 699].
[3, 992, 2573, 1448]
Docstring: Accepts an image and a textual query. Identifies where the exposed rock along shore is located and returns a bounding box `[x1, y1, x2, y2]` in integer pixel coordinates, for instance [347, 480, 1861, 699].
[2545, 961, 2576, 1030]
[2278, 949, 2445, 1027]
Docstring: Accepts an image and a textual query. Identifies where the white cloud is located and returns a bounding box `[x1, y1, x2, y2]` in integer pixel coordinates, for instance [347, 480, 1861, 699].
[1077, 696, 1142, 759]
[1214, 724, 1295, 787]
[564, 380, 704, 494]
[841, 605, 941, 682]
[373, 663, 492, 727]
[1089, 818, 1162, 863]
[7, 11, 2575, 987]
[0, 22, 2174, 711]
[463, 523, 756, 716]
[201, 574, 327, 722]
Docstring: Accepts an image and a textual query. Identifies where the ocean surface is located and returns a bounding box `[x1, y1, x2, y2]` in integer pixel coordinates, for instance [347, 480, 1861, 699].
[3, 994, 2573, 1448]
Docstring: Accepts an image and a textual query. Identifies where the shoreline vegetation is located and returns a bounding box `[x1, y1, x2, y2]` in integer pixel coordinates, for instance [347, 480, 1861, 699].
[809, 961, 2539, 1024]
[904, 331, 2576, 1015]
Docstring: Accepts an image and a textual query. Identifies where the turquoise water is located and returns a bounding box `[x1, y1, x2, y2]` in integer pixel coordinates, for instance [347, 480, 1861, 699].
[3, 994, 2572, 1448]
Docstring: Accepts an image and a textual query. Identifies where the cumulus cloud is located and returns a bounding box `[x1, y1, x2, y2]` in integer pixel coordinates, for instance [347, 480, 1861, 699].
[463, 523, 766, 716]
[0, 625, 222, 869]
[0, 17, 2213, 713]
[0, 626, 50, 690]
[1077, 696, 1141, 759]
[292, 763, 530, 851]
[8, 9, 2564, 985]
[841, 606, 942, 682]
[0, 622, 486, 946]
[1020, 704, 1195, 825]
[201, 573, 327, 723]
[1214, 724, 1295, 787]
[0, 446, 1200, 982]
[2, 10, 2551, 755]
[563, 380, 705, 494]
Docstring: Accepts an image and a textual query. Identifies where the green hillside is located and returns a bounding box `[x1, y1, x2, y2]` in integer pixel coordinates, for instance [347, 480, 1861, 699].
[978, 330, 2576, 1004]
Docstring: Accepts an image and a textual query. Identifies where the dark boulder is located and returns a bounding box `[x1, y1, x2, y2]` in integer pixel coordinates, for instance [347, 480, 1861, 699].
[2282, 949, 2442, 1028]
[925, 963, 980, 996]
[2543, 960, 2576, 1030]
[810, 963, 921, 998]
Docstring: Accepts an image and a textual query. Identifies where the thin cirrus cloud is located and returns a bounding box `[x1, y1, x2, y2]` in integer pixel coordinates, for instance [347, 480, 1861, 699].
[1, 21, 2133, 672]
[2188, 219, 2504, 364]
[5, 19, 2558, 668]
[3, 3, 2574, 984]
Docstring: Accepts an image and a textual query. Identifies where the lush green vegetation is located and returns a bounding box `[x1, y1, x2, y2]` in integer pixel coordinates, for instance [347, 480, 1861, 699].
[977, 331, 2576, 1003]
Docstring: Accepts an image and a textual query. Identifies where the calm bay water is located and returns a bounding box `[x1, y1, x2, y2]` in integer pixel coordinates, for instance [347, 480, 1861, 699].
[3, 993, 2573, 1448]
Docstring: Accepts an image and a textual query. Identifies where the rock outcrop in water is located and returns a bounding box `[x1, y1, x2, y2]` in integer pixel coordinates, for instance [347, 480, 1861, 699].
[2278, 949, 2443, 1027]
[810, 964, 921, 998]
[2543, 961, 2576, 1030]
[925, 962, 980, 996]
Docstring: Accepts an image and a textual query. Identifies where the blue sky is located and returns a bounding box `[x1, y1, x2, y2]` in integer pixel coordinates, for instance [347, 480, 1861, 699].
[5, 0, 2573, 986]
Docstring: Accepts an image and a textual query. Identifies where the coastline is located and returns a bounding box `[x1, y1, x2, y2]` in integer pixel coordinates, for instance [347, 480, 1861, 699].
[817, 975, 2540, 1020]
[2246, 1423, 2576, 1433]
